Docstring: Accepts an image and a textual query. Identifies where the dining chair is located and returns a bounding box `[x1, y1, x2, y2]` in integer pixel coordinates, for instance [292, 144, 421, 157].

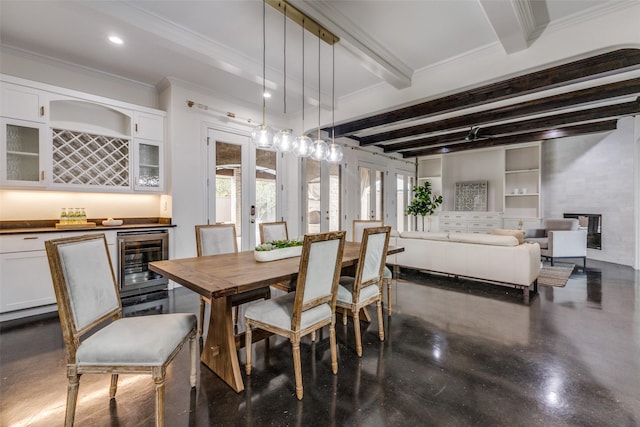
[195, 224, 270, 336]
[259, 221, 289, 244]
[352, 220, 395, 315]
[258, 221, 297, 292]
[45, 234, 197, 427]
[245, 231, 346, 400]
[338, 226, 391, 356]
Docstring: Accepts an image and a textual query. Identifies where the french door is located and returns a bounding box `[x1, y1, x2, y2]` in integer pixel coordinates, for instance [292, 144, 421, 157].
[358, 162, 385, 221]
[206, 128, 279, 250]
[303, 158, 341, 234]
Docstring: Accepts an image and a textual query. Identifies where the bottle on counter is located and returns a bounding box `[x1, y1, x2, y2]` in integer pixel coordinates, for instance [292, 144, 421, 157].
[69, 208, 78, 224]
[80, 208, 87, 224]
[60, 208, 68, 225]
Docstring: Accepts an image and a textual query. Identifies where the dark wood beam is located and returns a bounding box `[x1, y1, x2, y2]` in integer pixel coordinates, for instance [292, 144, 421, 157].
[401, 120, 618, 158]
[362, 78, 640, 146]
[330, 49, 640, 137]
[384, 99, 640, 153]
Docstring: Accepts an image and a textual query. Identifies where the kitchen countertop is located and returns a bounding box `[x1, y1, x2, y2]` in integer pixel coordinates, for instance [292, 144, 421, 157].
[0, 218, 175, 235]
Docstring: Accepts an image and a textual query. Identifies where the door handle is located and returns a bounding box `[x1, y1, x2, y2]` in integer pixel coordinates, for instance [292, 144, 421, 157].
[250, 205, 255, 216]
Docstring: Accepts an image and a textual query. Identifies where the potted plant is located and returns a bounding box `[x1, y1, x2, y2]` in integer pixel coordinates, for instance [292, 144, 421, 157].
[407, 181, 443, 232]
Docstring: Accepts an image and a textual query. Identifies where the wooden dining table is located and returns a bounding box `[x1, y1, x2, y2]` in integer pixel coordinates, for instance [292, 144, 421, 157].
[149, 241, 403, 393]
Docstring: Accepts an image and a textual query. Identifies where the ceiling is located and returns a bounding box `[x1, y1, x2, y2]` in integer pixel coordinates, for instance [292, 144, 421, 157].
[1, 0, 639, 158]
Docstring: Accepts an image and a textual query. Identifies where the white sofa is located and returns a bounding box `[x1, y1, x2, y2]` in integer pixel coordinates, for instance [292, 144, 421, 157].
[389, 231, 541, 304]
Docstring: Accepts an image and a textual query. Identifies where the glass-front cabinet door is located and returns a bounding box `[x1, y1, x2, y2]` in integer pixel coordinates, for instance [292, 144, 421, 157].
[1, 118, 48, 187]
[133, 139, 163, 191]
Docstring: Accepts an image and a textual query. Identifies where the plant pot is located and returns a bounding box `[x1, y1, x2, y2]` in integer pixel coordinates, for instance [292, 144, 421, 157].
[254, 245, 303, 262]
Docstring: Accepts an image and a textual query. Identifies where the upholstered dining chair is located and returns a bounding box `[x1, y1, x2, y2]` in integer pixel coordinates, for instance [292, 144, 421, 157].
[259, 221, 289, 244]
[245, 231, 346, 400]
[258, 221, 297, 292]
[352, 220, 395, 315]
[338, 226, 391, 356]
[195, 224, 270, 336]
[45, 234, 197, 427]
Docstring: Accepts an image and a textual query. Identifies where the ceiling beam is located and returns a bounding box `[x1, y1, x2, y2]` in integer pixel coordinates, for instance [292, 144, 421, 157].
[329, 48, 640, 137]
[384, 99, 640, 153]
[290, 0, 413, 89]
[362, 77, 640, 146]
[401, 120, 618, 158]
[479, 0, 537, 54]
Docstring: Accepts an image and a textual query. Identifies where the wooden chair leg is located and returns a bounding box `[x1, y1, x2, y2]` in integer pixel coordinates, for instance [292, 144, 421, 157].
[329, 322, 338, 374]
[245, 323, 252, 375]
[310, 331, 316, 342]
[109, 374, 118, 398]
[234, 306, 239, 327]
[386, 278, 393, 316]
[292, 338, 303, 400]
[65, 369, 80, 427]
[353, 310, 362, 357]
[198, 297, 205, 337]
[189, 335, 197, 388]
[342, 310, 347, 326]
[377, 300, 385, 341]
[153, 368, 165, 427]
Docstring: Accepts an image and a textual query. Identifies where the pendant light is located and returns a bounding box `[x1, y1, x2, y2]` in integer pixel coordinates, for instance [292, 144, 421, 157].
[294, 18, 314, 157]
[251, 0, 275, 149]
[310, 31, 328, 161]
[327, 42, 343, 163]
[273, 3, 295, 153]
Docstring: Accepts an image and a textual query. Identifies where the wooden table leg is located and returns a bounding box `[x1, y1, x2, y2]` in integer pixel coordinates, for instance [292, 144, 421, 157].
[201, 296, 244, 393]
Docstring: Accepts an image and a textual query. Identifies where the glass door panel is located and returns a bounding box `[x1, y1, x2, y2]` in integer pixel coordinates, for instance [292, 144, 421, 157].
[304, 159, 341, 234]
[306, 159, 321, 234]
[255, 149, 277, 243]
[1, 118, 47, 186]
[359, 163, 385, 221]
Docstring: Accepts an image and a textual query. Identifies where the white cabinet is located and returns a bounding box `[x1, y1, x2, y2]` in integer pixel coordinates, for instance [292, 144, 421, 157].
[439, 211, 503, 234]
[133, 112, 164, 141]
[504, 143, 541, 225]
[1, 118, 49, 187]
[1, 83, 48, 123]
[133, 139, 164, 191]
[0, 233, 60, 316]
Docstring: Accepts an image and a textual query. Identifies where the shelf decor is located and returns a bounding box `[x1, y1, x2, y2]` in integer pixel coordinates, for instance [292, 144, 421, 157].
[254, 238, 304, 262]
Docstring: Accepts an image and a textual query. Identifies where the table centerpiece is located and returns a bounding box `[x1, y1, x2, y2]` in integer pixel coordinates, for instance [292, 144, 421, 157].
[254, 237, 304, 262]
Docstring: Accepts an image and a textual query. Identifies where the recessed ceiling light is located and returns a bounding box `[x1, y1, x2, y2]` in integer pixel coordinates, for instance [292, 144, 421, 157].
[108, 35, 123, 45]
[263, 92, 271, 98]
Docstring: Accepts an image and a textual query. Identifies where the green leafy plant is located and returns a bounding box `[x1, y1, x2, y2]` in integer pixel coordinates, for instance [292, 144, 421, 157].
[407, 181, 443, 231]
[255, 237, 304, 251]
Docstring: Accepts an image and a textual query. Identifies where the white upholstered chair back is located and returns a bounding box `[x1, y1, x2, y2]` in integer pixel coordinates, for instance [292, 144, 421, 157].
[49, 234, 120, 334]
[196, 224, 237, 256]
[260, 221, 289, 244]
[352, 220, 383, 243]
[361, 229, 389, 284]
[292, 231, 346, 329]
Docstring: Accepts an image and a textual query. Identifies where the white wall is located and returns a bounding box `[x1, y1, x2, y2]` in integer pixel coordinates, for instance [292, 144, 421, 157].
[0, 190, 162, 220]
[442, 149, 504, 212]
[542, 117, 636, 266]
[0, 47, 159, 109]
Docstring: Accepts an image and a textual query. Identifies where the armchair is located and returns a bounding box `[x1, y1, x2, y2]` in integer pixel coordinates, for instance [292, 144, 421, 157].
[525, 218, 587, 268]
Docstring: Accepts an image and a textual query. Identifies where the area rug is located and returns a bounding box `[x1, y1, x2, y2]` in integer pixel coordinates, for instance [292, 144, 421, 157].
[537, 265, 574, 287]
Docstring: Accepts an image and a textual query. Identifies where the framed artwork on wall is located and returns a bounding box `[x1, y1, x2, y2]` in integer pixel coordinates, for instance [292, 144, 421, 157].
[455, 181, 488, 211]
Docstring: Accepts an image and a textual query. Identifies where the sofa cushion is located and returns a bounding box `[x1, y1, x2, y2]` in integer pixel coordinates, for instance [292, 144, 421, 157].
[491, 228, 525, 244]
[448, 233, 519, 247]
[524, 237, 548, 249]
[399, 231, 449, 241]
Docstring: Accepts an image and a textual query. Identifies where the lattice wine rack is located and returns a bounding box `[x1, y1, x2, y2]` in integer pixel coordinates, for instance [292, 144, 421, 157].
[52, 129, 130, 187]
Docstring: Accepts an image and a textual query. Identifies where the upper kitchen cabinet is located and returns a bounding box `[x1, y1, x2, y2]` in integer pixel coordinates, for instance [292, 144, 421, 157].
[133, 111, 164, 142]
[0, 118, 49, 187]
[0, 76, 166, 193]
[1, 82, 48, 123]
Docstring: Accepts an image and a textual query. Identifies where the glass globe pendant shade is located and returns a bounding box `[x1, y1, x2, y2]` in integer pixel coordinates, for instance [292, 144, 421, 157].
[310, 138, 329, 161]
[251, 123, 275, 149]
[326, 143, 343, 162]
[294, 135, 314, 157]
[274, 128, 296, 152]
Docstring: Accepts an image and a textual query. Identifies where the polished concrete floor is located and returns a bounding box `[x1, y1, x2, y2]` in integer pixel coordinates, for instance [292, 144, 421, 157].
[1, 259, 639, 426]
